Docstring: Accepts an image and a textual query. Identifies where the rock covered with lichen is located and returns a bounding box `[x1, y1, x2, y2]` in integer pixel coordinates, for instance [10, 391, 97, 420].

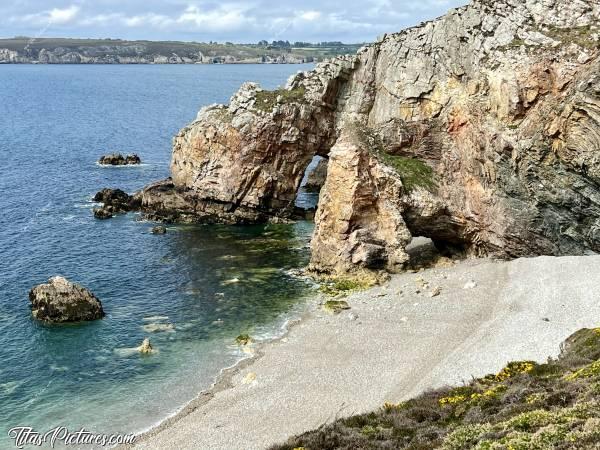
[29, 276, 105, 323]
[138, 0, 600, 273]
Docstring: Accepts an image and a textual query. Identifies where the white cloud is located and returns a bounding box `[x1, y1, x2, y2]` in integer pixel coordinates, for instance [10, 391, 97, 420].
[17, 5, 80, 26]
[48, 5, 80, 24]
[298, 10, 321, 21]
[176, 5, 252, 31]
[3, 0, 468, 43]
[124, 13, 172, 28]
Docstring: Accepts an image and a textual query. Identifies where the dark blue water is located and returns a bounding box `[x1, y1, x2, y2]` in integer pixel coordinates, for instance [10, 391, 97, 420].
[0, 64, 316, 446]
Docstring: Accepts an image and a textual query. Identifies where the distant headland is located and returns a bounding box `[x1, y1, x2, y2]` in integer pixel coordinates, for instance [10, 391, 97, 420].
[0, 37, 364, 64]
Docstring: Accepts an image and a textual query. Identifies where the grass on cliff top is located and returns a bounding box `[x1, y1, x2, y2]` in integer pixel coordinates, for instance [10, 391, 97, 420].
[254, 87, 306, 112]
[270, 327, 600, 450]
[502, 25, 598, 51]
[544, 25, 598, 50]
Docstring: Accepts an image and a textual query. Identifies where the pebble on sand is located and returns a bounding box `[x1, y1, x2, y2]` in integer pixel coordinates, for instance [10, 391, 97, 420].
[242, 372, 257, 384]
[463, 280, 477, 289]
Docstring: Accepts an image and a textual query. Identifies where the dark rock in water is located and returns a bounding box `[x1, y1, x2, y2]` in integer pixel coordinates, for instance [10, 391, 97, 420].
[92, 188, 141, 219]
[151, 226, 167, 234]
[93, 188, 130, 204]
[304, 158, 328, 192]
[125, 154, 141, 165]
[29, 276, 105, 323]
[138, 179, 270, 224]
[98, 153, 141, 166]
[93, 207, 113, 219]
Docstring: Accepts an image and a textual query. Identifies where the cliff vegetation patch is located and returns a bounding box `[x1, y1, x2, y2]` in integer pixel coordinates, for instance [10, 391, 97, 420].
[271, 327, 600, 449]
[254, 87, 307, 112]
[348, 121, 436, 192]
[378, 154, 436, 192]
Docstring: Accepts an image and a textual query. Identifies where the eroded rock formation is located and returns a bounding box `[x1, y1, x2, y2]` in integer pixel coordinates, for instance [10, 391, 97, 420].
[130, 0, 599, 274]
[29, 276, 105, 323]
[98, 153, 141, 165]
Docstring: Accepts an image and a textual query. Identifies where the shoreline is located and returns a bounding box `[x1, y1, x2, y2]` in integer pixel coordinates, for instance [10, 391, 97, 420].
[126, 306, 318, 449]
[121, 306, 316, 449]
[127, 253, 600, 450]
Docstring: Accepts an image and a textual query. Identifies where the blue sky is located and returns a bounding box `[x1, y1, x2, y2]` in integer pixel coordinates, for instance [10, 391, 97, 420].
[2, 0, 468, 43]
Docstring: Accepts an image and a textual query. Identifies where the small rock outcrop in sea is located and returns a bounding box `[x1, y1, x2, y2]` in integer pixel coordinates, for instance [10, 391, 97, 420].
[29, 276, 105, 323]
[137, 338, 153, 354]
[123, 0, 600, 274]
[303, 158, 328, 192]
[93, 207, 113, 219]
[151, 226, 167, 234]
[98, 153, 141, 166]
[92, 188, 141, 219]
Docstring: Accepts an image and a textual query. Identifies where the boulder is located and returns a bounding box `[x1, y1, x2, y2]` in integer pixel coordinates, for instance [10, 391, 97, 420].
[29, 276, 105, 323]
[137, 338, 153, 354]
[93, 207, 113, 220]
[93, 188, 140, 217]
[151, 226, 167, 234]
[98, 153, 141, 166]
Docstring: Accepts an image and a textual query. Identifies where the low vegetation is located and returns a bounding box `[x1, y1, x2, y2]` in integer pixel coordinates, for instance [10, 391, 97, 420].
[254, 87, 307, 112]
[378, 153, 436, 192]
[322, 300, 351, 314]
[271, 327, 600, 449]
[348, 121, 437, 192]
[543, 25, 598, 50]
[318, 273, 379, 297]
[502, 25, 598, 51]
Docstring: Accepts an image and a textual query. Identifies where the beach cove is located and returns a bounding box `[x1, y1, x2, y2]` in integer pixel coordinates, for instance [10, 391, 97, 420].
[129, 253, 600, 449]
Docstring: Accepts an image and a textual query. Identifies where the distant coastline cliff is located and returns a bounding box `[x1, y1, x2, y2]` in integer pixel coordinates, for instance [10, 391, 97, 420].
[0, 38, 361, 64]
[98, 0, 600, 275]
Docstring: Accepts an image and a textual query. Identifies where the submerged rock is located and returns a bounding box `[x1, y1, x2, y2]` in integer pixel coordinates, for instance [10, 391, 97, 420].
[151, 226, 167, 234]
[29, 276, 104, 323]
[235, 334, 253, 346]
[98, 153, 141, 165]
[93, 207, 113, 220]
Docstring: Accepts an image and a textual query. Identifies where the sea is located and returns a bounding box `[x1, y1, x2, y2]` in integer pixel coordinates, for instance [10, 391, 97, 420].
[0, 63, 318, 448]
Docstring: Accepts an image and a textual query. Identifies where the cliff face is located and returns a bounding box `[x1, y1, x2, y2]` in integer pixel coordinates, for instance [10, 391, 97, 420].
[139, 0, 600, 274]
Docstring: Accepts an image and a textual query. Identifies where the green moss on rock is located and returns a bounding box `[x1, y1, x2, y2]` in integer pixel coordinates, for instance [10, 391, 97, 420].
[346, 121, 436, 192]
[323, 300, 351, 314]
[235, 334, 253, 345]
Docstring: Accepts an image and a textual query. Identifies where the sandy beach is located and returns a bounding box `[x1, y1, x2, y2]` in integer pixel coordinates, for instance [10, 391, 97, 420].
[130, 253, 600, 450]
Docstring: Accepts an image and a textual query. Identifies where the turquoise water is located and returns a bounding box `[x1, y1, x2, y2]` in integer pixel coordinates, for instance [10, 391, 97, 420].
[0, 64, 316, 447]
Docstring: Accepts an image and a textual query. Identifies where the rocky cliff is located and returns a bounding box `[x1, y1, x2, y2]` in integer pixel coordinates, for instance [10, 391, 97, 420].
[131, 0, 600, 274]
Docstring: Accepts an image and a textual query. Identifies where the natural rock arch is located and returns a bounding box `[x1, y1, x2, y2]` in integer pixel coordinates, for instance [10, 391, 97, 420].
[104, 0, 600, 275]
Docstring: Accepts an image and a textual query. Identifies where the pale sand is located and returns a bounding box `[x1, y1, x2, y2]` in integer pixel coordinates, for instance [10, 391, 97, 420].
[130, 254, 600, 450]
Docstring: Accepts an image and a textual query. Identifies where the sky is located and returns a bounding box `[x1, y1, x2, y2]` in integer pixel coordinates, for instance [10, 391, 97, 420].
[1, 0, 468, 44]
